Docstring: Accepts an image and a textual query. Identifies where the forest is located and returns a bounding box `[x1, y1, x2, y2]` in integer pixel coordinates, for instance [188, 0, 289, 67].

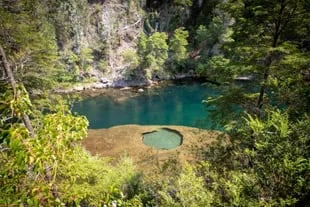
[0, 0, 309, 206]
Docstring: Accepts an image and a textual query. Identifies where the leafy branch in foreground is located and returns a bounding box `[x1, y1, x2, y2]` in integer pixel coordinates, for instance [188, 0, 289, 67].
[1, 51, 142, 206]
[191, 109, 310, 206]
[0, 102, 143, 206]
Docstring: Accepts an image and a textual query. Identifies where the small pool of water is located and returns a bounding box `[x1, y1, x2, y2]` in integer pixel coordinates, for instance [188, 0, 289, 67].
[142, 128, 183, 150]
[72, 80, 220, 129]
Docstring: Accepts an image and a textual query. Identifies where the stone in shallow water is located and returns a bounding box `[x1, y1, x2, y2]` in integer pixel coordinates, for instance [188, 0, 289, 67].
[142, 128, 183, 150]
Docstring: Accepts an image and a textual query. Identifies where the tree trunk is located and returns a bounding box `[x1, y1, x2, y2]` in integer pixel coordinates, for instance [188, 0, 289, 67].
[256, 55, 272, 111]
[0, 45, 35, 137]
[256, 0, 290, 115]
[256, 75, 267, 110]
[0, 46, 16, 85]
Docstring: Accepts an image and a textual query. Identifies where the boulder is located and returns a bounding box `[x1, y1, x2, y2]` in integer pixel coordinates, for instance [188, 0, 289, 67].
[100, 77, 110, 84]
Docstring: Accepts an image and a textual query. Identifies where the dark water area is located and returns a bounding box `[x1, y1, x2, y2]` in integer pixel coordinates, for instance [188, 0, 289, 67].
[72, 80, 221, 129]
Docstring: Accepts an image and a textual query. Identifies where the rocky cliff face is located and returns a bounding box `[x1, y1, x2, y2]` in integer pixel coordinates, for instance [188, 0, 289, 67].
[53, 0, 220, 89]
[97, 1, 143, 86]
[56, 0, 144, 87]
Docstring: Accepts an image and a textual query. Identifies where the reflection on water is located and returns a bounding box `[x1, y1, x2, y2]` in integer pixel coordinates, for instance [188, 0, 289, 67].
[72, 81, 220, 129]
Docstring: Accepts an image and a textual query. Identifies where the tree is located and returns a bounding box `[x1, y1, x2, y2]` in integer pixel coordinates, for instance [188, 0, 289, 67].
[185, 2, 310, 204]
[169, 27, 189, 62]
[223, 0, 310, 113]
[195, 16, 230, 57]
[138, 32, 168, 78]
[159, 164, 215, 207]
[240, 111, 310, 204]
[0, 0, 62, 92]
[0, 58, 143, 206]
[161, 110, 310, 206]
[144, 0, 192, 33]
[122, 49, 140, 79]
[79, 47, 94, 72]
[0, 45, 34, 137]
[189, 0, 221, 27]
[0, 2, 144, 203]
[201, 0, 310, 127]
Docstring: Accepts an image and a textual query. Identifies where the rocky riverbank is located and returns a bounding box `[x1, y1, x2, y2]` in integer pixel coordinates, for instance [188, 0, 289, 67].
[53, 71, 200, 95]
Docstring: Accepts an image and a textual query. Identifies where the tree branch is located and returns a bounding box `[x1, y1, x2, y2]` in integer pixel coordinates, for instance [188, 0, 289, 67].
[0, 45, 35, 137]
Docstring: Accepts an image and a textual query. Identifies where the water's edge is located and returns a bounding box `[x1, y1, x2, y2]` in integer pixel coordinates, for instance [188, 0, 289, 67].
[72, 79, 221, 129]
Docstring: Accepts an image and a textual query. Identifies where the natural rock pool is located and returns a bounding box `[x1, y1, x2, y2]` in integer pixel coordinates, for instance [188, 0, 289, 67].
[72, 80, 220, 129]
[142, 128, 183, 150]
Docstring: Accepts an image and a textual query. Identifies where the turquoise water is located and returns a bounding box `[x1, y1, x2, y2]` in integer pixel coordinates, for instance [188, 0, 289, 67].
[143, 128, 183, 150]
[72, 81, 220, 129]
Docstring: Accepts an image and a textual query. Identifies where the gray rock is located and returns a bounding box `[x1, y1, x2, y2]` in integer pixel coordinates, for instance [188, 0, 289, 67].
[235, 75, 255, 81]
[93, 82, 107, 89]
[120, 86, 132, 90]
[100, 77, 110, 84]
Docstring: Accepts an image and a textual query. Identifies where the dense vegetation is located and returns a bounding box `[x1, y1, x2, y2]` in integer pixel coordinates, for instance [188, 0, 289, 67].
[1, 0, 309, 206]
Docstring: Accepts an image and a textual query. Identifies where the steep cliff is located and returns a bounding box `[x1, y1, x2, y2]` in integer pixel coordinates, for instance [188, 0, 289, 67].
[49, 0, 228, 90]
[52, 0, 144, 88]
[0, 0, 231, 91]
[96, 0, 144, 86]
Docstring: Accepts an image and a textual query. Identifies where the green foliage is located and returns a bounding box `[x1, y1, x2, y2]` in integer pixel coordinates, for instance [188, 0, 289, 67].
[169, 27, 189, 62]
[0, 84, 33, 121]
[57, 47, 96, 83]
[79, 47, 94, 72]
[1, 1, 309, 206]
[195, 25, 208, 48]
[196, 109, 310, 206]
[197, 55, 231, 82]
[146, 32, 169, 70]
[203, 85, 250, 129]
[190, 0, 221, 27]
[58, 152, 138, 206]
[267, 44, 310, 117]
[195, 15, 231, 57]
[49, 0, 88, 50]
[193, 13, 235, 78]
[0, 0, 63, 91]
[137, 33, 148, 55]
[204, 16, 224, 43]
[156, 160, 262, 206]
[98, 59, 108, 74]
[197, 0, 310, 125]
[173, 0, 192, 7]
[156, 110, 309, 206]
[0, 98, 87, 205]
[241, 111, 310, 204]
[0, 0, 96, 89]
[0, 85, 143, 206]
[144, 0, 192, 32]
[137, 32, 168, 78]
[159, 164, 215, 207]
[57, 50, 81, 83]
[122, 49, 140, 79]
